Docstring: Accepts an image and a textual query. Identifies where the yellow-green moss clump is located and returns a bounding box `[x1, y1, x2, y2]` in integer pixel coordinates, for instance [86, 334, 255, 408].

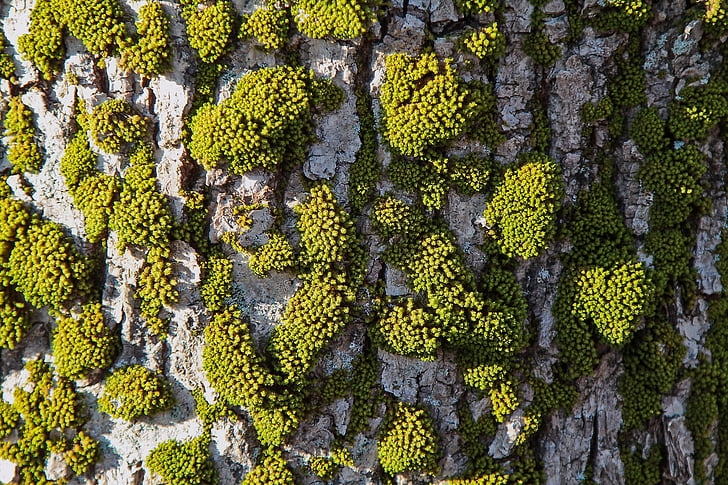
[99, 365, 174, 420]
[121, 2, 171, 77]
[17, 0, 65, 80]
[373, 300, 441, 361]
[294, 0, 382, 39]
[0, 286, 29, 350]
[702, 0, 728, 34]
[7, 218, 88, 310]
[52, 303, 118, 380]
[460, 23, 505, 60]
[0, 359, 97, 483]
[0, 31, 16, 79]
[248, 233, 296, 277]
[380, 53, 472, 158]
[147, 435, 217, 485]
[668, 81, 728, 141]
[86, 99, 148, 153]
[454, 0, 499, 14]
[240, 7, 290, 50]
[200, 254, 233, 312]
[189, 65, 342, 174]
[483, 154, 564, 259]
[242, 454, 295, 485]
[182, 0, 235, 63]
[56, 0, 128, 55]
[3, 97, 43, 174]
[377, 402, 440, 475]
[110, 145, 173, 250]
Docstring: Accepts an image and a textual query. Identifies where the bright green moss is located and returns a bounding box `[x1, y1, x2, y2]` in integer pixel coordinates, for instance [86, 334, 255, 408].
[465, 80, 506, 148]
[483, 154, 564, 259]
[592, 0, 650, 32]
[99, 365, 175, 420]
[621, 444, 662, 485]
[0, 286, 30, 350]
[0, 197, 31, 263]
[188, 66, 338, 173]
[52, 303, 118, 380]
[74, 174, 122, 243]
[449, 155, 495, 195]
[387, 156, 449, 209]
[0, 401, 19, 439]
[269, 276, 354, 386]
[460, 23, 505, 60]
[295, 0, 382, 39]
[192, 389, 234, 430]
[182, 0, 235, 64]
[136, 247, 179, 336]
[454, 0, 499, 14]
[250, 394, 305, 448]
[242, 454, 295, 485]
[147, 435, 217, 485]
[56, 0, 128, 56]
[348, 88, 381, 210]
[373, 300, 441, 361]
[380, 53, 472, 157]
[668, 82, 728, 141]
[121, 2, 172, 77]
[372, 195, 427, 239]
[110, 144, 173, 250]
[0, 31, 16, 79]
[3, 97, 43, 174]
[87, 100, 148, 153]
[309, 455, 339, 480]
[573, 261, 651, 345]
[64, 431, 100, 476]
[703, 0, 728, 35]
[377, 402, 440, 475]
[61, 132, 98, 192]
[7, 218, 86, 310]
[200, 254, 233, 312]
[240, 7, 290, 50]
[248, 233, 296, 277]
[175, 190, 211, 253]
[202, 309, 277, 410]
[630, 107, 668, 155]
[17, 0, 64, 80]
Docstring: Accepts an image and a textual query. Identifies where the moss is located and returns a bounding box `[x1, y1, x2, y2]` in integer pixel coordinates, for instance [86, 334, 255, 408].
[17, 0, 64, 80]
[460, 23, 505, 61]
[0, 286, 29, 350]
[483, 154, 564, 259]
[52, 303, 118, 380]
[64, 431, 100, 476]
[99, 365, 175, 420]
[147, 435, 217, 485]
[192, 389, 234, 430]
[188, 66, 339, 173]
[0, 30, 16, 80]
[202, 309, 277, 410]
[110, 144, 173, 250]
[240, 7, 290, 50]
[56, 0, 128, 55]
[121, 2, 172, 77]
[373, 299, 441, 361]
[592, 0, 650, 32]
[606, 42, 646, 111]
[377, 402, 440, 475]
[703, 0, 728, 35]
[348, 88, 381, 210]
[454, 0, 499, 14]
[309, 456, 339, 480]
[445, 474, 510, 484]
[248, 233, 296, 278]
[136, 247, 179, 336]
[523, 26, 561, 66]
[3, 97, 43, 174]
[87, 100, 148, 153]
[0, 401, 19, 439]
[380, 53, 473, 157]
[201, 253, 233, 312]
[182, 0, 235, 64]
[295, 0, 382, 39]
[7, 218, 87, 310]
[242, 454, 295, 485]
[668, 81, 728, 141]
[464, 80, 505, 149]
[74, 174, 122, 243]
[250, 394, 305, 448]
[630, 107, 668, 155]
[175, 190, 211, 253]
[61, 132, 99, 193]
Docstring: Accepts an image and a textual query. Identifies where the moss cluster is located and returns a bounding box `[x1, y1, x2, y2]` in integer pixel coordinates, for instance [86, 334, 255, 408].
[242, 453, 295, 485]
[182, 0, 235, 64]
[120, 2, 172, 77]
[200, 253, 233, 312]
[380, 53, 472, 158]
[17, 0, 65, 79]
[0, 359, 98, 483]
[240, 7, 290, 50]
[0, 30, 16, 80]
[294, 0, 382, 39]
[377, 402, 440, 475]
[52, 303, 118, 380]
[668, 80, 728, 141]
[189, 66, 341, 174]
[86, 99, 148, 153]
[454, 0, 499, 14]
[3, 97, 43, 174]
[348, 88, 381, 210]
[99, 365, 174, 420]
[483, 153, 564, 259]
[524, 11, 561, 66]
[373, 299, 441, 361]
[136, 247, 179, 336]
[56, 0, 127, 55]
[147, 435, 217, 485]
[459, 23, 505, 61]
[248, 233, 296, 277]
[0, 285, 29, 350]
[702, 0, 728, 35]
[592, 0, 651, 32]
